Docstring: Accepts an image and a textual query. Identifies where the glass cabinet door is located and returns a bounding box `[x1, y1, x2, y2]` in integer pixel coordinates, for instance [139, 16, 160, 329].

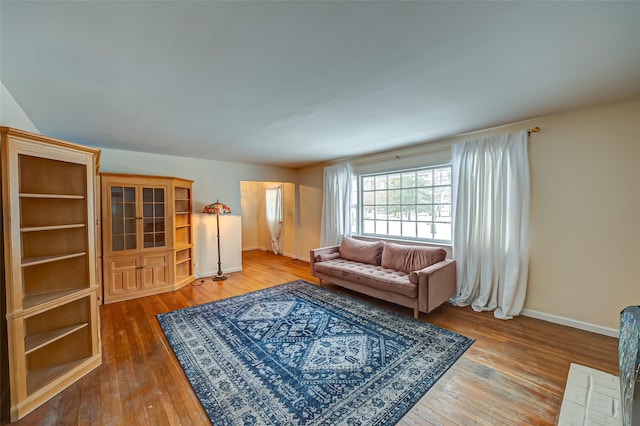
[111, 186, 137, 251]
[142, 187, 165, 248]
[108, 183, 168, 253]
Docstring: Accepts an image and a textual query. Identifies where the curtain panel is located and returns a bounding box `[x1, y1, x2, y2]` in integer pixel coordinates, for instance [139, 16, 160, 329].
[320, 163, 353, 247]
[450, 130, 530, 319]
[265, 186, 283, 254]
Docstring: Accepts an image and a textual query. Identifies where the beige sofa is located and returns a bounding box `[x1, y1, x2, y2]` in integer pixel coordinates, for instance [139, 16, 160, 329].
[310, 237, 456, 319]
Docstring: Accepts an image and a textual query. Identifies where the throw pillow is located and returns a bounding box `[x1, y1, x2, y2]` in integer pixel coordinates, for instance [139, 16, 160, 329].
[381, 243, 446, 273]
[339, 237, 385, 266]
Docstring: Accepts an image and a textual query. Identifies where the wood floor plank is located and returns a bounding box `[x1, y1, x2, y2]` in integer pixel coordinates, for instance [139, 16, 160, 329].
[6, 250, 618, 425]
[77, 365, 100, 425]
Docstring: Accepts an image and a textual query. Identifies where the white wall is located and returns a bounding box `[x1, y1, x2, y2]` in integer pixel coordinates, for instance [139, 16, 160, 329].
[297, 165, 324, 261]
[281, 182, 296, 258]
[524, 99, 639, 333]
[0, 81, 40, 132]
[193, 214, 242, 278]
[99, 148, 298, 277]
[240, 181, 261, 250]
[298, 98, 640, 333]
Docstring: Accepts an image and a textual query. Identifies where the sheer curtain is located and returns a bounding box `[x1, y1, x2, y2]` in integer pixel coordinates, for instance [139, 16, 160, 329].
[320, 163, 353, 247]
[450, 130, 530, 319]
[265, 186, 283, 255]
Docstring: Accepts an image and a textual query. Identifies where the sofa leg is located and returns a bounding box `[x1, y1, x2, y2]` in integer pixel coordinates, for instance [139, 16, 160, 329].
[318, 279, 323, 287]
[413, 309, 419, 320]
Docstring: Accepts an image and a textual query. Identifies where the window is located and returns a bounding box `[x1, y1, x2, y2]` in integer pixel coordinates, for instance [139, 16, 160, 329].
[353, 165, 452, 243]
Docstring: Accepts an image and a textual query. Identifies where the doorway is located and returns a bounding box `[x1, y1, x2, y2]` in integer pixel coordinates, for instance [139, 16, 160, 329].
[240, 181, 296, 258]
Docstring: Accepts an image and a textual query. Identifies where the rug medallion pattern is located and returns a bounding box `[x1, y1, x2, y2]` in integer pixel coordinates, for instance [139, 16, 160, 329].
[157, 280, 473, 425]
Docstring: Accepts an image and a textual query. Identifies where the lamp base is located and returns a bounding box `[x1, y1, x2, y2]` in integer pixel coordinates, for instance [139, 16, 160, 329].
[213, 275, 228, 281]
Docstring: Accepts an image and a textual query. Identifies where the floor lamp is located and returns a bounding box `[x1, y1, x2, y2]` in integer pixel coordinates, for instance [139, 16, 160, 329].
[203, 199, 231, 281]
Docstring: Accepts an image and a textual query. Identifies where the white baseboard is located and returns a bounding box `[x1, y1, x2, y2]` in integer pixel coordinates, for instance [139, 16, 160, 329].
[520, 309, 619, 338]
[195, 266, 243, 279]
[242, 246, 260, 252]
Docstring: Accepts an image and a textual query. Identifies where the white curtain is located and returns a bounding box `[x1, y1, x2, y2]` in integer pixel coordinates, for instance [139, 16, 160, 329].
[450, 130, 530, 319]
[265, 186, 283, 255]
[320, 163, 353, 247]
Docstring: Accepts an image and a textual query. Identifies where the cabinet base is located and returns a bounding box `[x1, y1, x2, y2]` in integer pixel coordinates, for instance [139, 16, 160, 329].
[10, 354, 102, 422]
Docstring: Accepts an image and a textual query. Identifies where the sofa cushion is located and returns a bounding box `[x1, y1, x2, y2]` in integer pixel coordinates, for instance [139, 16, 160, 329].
[339, 237, 385, 266]
[313, 258, 417, 298]
[381, 243, 447, 273]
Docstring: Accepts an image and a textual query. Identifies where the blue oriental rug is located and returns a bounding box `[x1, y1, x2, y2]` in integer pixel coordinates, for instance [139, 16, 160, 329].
[157, 280, 473, 425]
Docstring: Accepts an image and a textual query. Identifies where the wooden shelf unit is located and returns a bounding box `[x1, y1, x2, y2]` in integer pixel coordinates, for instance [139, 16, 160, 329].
[173, 180, 194, 288]
[101, 174, 194, 303]
[1, 127, 102, 422]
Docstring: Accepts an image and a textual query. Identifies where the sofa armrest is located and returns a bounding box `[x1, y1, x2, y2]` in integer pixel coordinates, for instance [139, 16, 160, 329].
[309, 245, 340, 276]
[415, 259, 457, 313]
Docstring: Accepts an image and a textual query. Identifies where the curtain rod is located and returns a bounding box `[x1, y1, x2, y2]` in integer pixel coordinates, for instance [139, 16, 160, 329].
[351, 155, 401, 166]
[351, 126, 540, 166]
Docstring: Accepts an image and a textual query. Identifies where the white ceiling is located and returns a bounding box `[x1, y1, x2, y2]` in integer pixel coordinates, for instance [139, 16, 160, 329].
[1, 1, 639, 168]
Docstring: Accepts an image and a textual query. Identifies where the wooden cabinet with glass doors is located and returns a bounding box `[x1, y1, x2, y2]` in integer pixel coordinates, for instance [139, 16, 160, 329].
[101, 173, 193, 303]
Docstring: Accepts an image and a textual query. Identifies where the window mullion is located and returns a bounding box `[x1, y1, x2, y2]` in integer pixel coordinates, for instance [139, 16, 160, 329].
[357, 164, 451, 243]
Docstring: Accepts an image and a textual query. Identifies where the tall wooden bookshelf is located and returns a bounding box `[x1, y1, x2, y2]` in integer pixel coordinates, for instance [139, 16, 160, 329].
[0, 127, 102, 421]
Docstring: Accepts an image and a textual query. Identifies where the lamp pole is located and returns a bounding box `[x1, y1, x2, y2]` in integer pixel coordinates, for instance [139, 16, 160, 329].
[214, 213, 227, 281]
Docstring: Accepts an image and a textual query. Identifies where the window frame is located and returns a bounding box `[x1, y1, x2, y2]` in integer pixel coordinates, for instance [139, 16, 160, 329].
[352, 164, 452, 244]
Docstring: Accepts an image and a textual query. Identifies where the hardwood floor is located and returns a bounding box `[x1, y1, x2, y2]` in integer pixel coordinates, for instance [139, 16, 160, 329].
[7, 250, 618, 425]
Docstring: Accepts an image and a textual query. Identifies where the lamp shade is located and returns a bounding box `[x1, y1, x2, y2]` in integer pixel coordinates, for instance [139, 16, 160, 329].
[203, 199, 231, 215]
